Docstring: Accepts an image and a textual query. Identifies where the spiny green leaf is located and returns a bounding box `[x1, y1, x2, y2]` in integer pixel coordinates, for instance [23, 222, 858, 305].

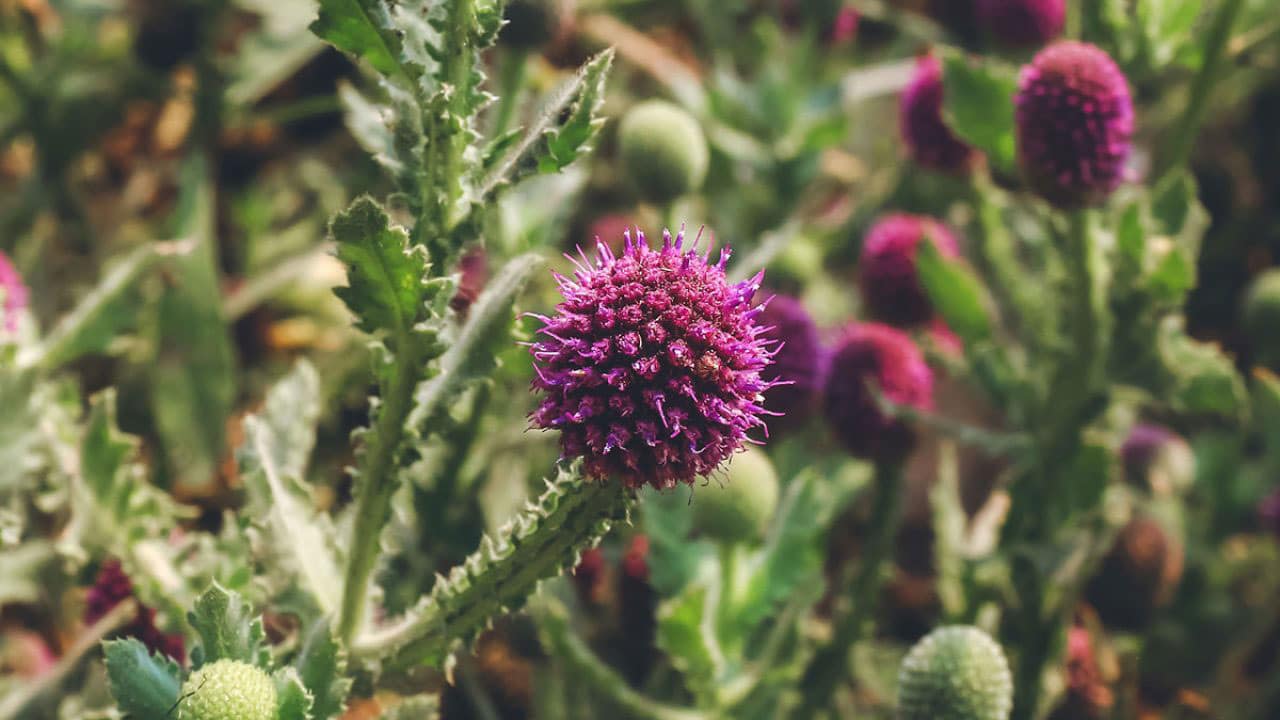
[641, 485, 714, 597]
[311, 0, 404, 79]
[1154, 319, 1248, 421]
[940, 50, 1017, 174]
[103, 638, 182, 718]
[274, 667, 316, 720]
[295, 618, 351, 720]
[917, 236, 993, 344]
[241, 361, 343, 616]
[188, 583, 270, 669]
[331, 197, 436, 340]
[352, 465, 631, 670]
[657, 580, 723, 706]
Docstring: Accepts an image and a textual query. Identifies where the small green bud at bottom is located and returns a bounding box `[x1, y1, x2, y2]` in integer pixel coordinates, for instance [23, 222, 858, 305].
[694, 446, 780, 544]
[898, 625, 1013, 720]
[618, 100, 709, 205]
[178, 659, 277, 720]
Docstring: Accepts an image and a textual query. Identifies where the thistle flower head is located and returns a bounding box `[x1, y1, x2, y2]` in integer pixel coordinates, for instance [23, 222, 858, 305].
[897, 625, 1014, 720]
[177, 659, 277, 720]
[900, 54, 980, 175]
[1121, 423, 1195, 496]
[1015, 41, 1134, 208]
[822, 323, 933, 462]
[976, 0, 1065, 48]
[694, 445, 780, 544]
[530, 229, 775, 490]
[86, 559, 185, 662]
[859, 214, 960, 328]
[0, 250, 28, 334]
[758, 294, 824, 434]
[618, 101, 709, 205]
[1054, 625, 1114, 720]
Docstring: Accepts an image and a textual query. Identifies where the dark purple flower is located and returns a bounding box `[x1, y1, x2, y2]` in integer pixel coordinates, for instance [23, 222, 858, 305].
[530, 229, 775, 490]
[758, 295, 824, 434]
[0, 250, 28, 334]
[1015, 41, 1134, 208]
[900, 54, 980, 175]
[1121, 423, 1195, 496]
[859, 213, 960, 328]
[1085, 517, 1183, 630]
[822, 323, 934, 461]
[85, 559, 185, 662]
[450, 247, 489, 318]
[976, 0, 1065, 48]
[830, 8, 860, 44]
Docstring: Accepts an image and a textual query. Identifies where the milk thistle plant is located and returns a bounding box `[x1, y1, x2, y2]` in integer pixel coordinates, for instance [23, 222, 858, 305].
[0, 0, 1277, 719]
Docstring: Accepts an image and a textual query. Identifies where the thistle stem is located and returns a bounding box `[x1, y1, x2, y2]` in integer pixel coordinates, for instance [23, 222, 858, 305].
[1153, 0, 1246, 184]
[490, 50, 530, 139]
[796, 459, 905, 717]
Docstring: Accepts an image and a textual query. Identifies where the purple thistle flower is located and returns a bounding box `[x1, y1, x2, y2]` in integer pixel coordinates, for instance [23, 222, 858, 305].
[976, 0, 1065, 48]
[1015, 41, 1134, 208]
[758, 294, 824, 435]
[1121, 423, 1195, 496]
[0, 249, 28, 334]
[1259, 488, 1280, 540]
[530, 228, 775, 490]
[900, 54, 980, 175]
[859, 213, 960, 328]
[822, 323, 934, 462]
[85, 559, 185, 662]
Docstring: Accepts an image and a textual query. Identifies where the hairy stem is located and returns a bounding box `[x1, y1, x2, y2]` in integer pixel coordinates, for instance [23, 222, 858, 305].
[1153, 0, 1246, 184]
[796, 460, 905, 717]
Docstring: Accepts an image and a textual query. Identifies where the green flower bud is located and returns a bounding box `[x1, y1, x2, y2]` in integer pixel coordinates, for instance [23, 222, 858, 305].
[694, 446, 779, 544]
[618, 100, 709, 205]
[898, 625, 1013, 720]
[178, 660, 277, 720]
[1243, 269, 1280, 368]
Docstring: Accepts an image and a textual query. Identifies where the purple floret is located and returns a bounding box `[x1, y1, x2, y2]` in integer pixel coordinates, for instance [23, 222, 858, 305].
[900, 54, 980, 175]
[0, 250, 28, 334]
[859, 213, 960, 328]
[758, 294, 825, 435]
[86, 559, 185, 662]
[530, 228, 776, 490]
[976, 0, 1065, 48]
[1015, 41, 1134, 208]
[822, 323, 934, 462]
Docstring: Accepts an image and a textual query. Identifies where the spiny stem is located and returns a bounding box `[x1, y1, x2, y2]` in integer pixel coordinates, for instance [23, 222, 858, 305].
[796, 460, 905, 717]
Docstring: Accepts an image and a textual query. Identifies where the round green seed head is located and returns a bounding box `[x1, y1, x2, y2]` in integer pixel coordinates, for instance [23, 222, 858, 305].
[898, 625, 1013, 720]
[178, 659, 277, 720]
[694, 446, 780, 544]
[618, 100, 709, 204]
[1244, 269, 1280, 368]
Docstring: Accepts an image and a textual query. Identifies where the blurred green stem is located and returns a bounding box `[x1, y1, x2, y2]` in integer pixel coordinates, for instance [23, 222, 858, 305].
[1153, 0, 1245, 183]
[795, 459, 904, 718]
[490, 50, 529, 139]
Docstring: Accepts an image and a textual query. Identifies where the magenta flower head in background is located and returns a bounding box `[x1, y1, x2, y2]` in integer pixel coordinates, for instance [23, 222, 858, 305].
[976, 0, 1065, 48]
[822, 323, 934, 462]
[530, 228, 776, 490]
[85, 559, 185, 662]
[900, 54, 980, 175]
[1015, 41, 1134, 208]
[859, 213, 960, 328]
[757, 294, 825, 435]
[0, 249, 29, 335]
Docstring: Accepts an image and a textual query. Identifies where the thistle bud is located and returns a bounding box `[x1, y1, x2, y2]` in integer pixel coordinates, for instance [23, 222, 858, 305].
[1085, 516, 1184, 630]
[900, 55, 980, 175]
[823, 323, 933, 462]
[897, 625, 1014, 720]
[1243, 269, 1280, 369]
[859, 213, 960, 328]
[758, 294, 825, 434]
[694, 446, 780, 544]
[976, 0, 1065, 48]
[1121, 424, 1195, 496]
[177, 660, 276, 720]
[618, 101, 709, 205]
[1015, 41, 1134, 208]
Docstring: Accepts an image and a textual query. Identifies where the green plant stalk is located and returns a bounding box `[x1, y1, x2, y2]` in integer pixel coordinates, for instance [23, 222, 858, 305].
[1153, 0, 1246, 184]
[969, 178, 1044, 345]
[352, 470, 631, 669]
[538, 601, 707, 720]
[490, 50, 530, 139]
[337, 349, 426, 644]
[796, 460, 905, 717]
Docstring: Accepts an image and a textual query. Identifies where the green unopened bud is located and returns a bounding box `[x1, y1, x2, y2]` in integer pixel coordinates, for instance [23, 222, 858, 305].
[618, 100, 708, 205]
[1244, 269, 1280, 368]
[898, 625, 1013, 720]
[178, 660, 277, 720]
[694, 447, 779, 544]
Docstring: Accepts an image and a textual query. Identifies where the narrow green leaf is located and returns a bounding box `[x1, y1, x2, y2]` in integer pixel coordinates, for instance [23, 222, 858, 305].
[295, 618, 351, 719]
[311, 0, 403, 79]
[640, 486, 714, 597]
[188, 583, 270, 669]
[940, 50, 1018, 173]
[103, 638, 182, 719]
[916, 236, 993, 344]
[656, 581, 722, 706]
[275, 667, 316, 720]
